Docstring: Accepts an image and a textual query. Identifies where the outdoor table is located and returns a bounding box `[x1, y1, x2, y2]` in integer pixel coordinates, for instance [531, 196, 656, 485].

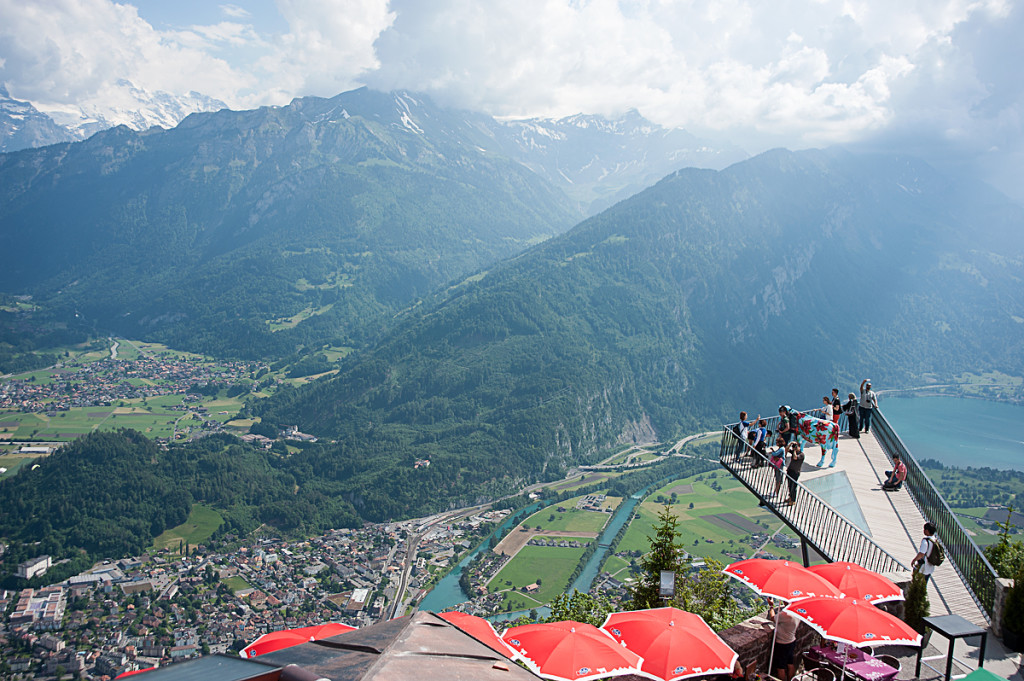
[810, 646, 898, 681]
[914, 614, 988, 681]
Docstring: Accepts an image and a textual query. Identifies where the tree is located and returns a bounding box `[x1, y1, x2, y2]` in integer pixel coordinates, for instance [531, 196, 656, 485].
[629, 505, 690, 609]
[546, 590, 613, 627]
[678, 557, 750, 630]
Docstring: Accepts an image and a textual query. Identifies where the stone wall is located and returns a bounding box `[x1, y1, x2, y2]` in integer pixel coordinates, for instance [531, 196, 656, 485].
[993, 577, 1013, 638]
[718, 611, 819, 676]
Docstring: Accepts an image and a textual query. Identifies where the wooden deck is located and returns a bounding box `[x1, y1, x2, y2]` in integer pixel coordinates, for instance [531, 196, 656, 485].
[795, 430, 988, 627]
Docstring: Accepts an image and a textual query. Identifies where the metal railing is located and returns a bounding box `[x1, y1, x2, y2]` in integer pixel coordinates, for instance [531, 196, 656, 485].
[871, 409, 998, 621]
[719, 411, 906, 575]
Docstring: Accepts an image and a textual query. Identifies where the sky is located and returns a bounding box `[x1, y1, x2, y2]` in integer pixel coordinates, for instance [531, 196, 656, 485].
[1, 0, 1022, 200]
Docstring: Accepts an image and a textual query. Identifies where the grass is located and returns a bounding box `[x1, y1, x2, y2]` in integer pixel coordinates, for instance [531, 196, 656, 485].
[0, 456, 34, 479]
[224, 576, 252, 593]
[488, 542, 589, 610]
[523, 497, 615, 534]
[266, 304, 335, 331]
[0, 390, 246, 442]
[150, 504, 224, 554]
[604, 472, 801, 572]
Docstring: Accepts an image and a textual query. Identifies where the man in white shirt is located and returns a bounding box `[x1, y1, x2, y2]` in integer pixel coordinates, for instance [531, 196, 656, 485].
[912, 522, 938, 581]
[859, 379, 878, 433]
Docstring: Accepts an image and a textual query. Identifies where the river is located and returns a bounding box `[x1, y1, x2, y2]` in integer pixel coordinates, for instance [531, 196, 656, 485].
[880, 396, 1024, 472]
[421, 480, 664, 618]
[418, 502, 543, 613]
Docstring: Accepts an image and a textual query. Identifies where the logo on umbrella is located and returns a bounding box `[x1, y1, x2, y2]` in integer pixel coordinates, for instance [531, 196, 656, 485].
[610, 628, 621, 636]
[674, 665, 690, 674]
[864, 632, 876, 639]
[509, 638, 520, 646]
[577, 667, 591, 675]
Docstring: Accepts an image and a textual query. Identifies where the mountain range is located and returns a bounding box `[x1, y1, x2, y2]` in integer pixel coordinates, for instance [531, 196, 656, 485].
[0, 88, 743, 361]
[1, 86, 1023, 543]
[0, 81, 228, 153]
[255, 147, 1024, 519]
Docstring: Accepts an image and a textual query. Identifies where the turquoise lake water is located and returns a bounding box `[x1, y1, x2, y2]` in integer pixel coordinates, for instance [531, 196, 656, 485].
[879, 396, 1024, 472]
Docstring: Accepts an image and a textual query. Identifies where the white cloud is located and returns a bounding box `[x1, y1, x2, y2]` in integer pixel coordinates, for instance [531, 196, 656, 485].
[249, 0, 395, 103]
[0, 0, 1019, 193]
[365, 0, 1012, 153]
[220, 4, 250, 19]
[0, 0, 251, 107]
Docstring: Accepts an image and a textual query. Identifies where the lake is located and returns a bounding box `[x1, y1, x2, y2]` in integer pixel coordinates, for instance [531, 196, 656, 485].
[879, 396, 1024, 472]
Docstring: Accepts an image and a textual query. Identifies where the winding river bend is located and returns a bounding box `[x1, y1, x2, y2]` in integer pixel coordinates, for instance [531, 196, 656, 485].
[419, 481, 656, 617]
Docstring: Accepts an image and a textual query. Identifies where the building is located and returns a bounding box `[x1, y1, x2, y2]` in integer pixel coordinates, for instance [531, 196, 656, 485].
[17, 555, 52, 580]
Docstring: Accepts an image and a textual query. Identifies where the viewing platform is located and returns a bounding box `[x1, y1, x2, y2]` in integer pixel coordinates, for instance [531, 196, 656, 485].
[720, 409, 1023, 679]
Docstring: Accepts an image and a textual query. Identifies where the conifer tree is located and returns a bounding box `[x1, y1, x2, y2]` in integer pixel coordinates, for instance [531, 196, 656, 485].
[629, 505, 690, 609]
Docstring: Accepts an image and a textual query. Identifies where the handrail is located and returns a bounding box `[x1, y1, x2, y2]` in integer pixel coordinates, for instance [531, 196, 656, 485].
[871, 409, 997, 621]
[719, 411, 906, 575]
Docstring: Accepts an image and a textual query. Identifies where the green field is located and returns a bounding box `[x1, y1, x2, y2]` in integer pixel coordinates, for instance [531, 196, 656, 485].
[522, 497, 618, 534]
[150, 504, 224, 554]
[0, 390, 250, 443]
[604, 472, 802, 573]
[489, 541, 589, 610]
[0, 455, 35, 479]
[223, 576, 252, 593]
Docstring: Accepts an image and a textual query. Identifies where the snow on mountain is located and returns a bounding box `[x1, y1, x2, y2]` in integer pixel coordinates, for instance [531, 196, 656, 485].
[41, 80, 229, 141]
[0, 85, 75, 152]
[2, 80, 229, 148]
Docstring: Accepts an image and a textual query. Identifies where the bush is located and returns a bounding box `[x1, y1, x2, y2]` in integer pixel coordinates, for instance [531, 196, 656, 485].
[904, 571, 930, 634]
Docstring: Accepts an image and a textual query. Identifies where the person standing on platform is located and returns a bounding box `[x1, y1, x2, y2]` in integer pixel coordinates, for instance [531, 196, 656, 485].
[785, 442, 804, 506]
[831, 388, 842, 426]
[768, 436, 787, 498]
[777, 406, 793, 444]
[843, 392, 860, 438]
[769, 605, 800, 680]
[859, 379, 878, 433]
[912, 522, 939, 582]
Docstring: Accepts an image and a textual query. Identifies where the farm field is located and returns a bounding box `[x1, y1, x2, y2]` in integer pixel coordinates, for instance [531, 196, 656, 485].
[488, 541, 589, 611]
[1, 338, 261, 450]
[150, 504, 224, 554]
[603, 471, 804, 575]
[521, 496, 619, 534]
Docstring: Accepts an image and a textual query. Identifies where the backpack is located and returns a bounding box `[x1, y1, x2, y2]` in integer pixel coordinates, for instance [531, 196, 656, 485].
[926, 537, 945, 566]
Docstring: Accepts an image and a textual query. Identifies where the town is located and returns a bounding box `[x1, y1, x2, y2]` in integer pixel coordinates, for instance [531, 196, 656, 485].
[0, 507, 512, 680]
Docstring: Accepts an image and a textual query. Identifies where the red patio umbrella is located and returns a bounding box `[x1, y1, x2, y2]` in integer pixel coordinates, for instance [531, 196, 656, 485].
[785, 596, 922, 648]
[502, 620, 644, 681]
[723, 559, 844, 601]
[241, 622, 357, 658]
[601, 607, 738, 681]
[439, 610, 518, 658]
[806, 562, 904, 604]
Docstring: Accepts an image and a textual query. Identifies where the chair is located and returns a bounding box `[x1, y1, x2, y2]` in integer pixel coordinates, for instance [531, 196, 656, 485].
[874, 653, 901, 674]
[793, 669, 836, 681]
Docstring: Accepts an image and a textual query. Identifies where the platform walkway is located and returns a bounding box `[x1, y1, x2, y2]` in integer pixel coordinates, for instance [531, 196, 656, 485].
[797, 429, 988, 627]
[721, 419, 1024, 679]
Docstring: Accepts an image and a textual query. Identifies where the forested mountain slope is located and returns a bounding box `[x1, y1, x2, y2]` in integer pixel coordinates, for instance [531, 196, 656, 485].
[0, 89, 579, 358]
[257, 148, 1024, 519]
